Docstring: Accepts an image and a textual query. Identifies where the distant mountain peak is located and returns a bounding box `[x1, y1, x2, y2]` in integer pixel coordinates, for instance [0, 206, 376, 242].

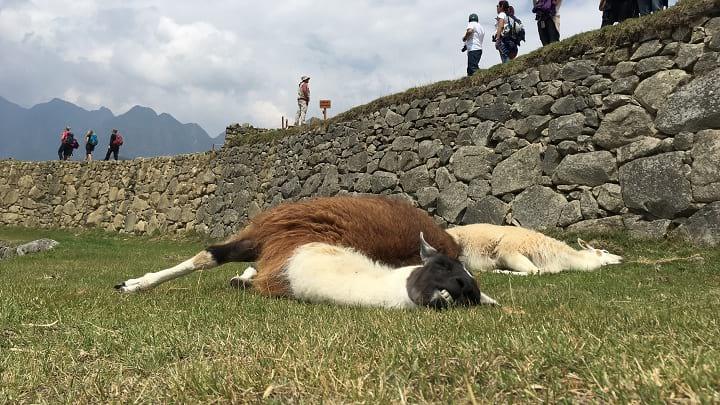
[125, 105, 158, 116]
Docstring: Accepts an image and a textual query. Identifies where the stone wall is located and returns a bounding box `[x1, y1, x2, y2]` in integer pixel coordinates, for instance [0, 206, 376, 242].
[2, 14, 720, 245]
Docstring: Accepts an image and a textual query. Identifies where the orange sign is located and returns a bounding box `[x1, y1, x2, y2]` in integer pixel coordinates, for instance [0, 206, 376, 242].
[319, 100, 331, 109]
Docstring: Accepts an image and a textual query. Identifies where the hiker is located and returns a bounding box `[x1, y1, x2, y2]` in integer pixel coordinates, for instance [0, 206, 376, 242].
[58, 126, 74, 161]
[85, 130, 98, 161]
[294, 76, 310, 126]
[494, 1, 519, 64]
[637, 0, 662, 15]
[533, 0, 561, 45]
[506, 6, 524, 59]
[104, 128, 123, 161]
[462, 13, 485, 76]
[600, 0, 638, 27]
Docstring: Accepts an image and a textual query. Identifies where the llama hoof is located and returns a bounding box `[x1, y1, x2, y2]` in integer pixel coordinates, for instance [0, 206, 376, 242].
[439, 289, 454, 305]
[229, 275, 252, 289]
[230, 267, 257, 289]
[479, 292, 500, 306]
[114, 279, 143, 293]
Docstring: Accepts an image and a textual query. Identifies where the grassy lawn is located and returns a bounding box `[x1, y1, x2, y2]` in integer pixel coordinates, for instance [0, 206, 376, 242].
[1, 227, 719, 403]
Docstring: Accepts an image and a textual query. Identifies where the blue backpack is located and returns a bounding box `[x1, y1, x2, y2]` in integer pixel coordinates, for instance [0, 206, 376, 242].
[88, 134, 98, 146]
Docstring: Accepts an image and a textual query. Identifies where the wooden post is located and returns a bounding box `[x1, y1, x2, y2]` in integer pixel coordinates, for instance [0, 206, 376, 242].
[319, 100, 331, 121]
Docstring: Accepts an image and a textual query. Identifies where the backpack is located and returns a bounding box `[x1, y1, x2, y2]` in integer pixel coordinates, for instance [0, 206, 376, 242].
[64, 132, 75, 146]
[508, 15, 526, 45]
[112, 133, 124, 147]
[71, 138, 79, 149]
[88, 134, 98, 146]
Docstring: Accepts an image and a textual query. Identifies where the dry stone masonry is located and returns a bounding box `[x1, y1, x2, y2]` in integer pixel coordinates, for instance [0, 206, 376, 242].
[2, 14, 720, 245]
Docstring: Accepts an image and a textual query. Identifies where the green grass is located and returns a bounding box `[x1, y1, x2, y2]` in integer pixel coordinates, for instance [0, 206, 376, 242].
[1, 227, 719, 403]
[227, 0, 720, 147]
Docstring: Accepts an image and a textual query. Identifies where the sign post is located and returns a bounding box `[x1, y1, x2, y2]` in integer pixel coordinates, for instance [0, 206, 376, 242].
[319, 99, 331, 120]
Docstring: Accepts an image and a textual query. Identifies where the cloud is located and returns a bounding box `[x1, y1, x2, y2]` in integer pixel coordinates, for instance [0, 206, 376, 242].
[0, 0, 678, 136]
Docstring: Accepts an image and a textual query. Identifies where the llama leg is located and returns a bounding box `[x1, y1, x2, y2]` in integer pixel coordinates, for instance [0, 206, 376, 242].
[493, 269, 531, 276]
[229, 266, 257, 289]
[114, 238, 258, 293]
[498, 253, 540, 275]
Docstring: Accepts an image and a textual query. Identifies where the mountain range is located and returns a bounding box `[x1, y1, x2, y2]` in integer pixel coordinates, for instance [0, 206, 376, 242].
[0, 96, 223, 161]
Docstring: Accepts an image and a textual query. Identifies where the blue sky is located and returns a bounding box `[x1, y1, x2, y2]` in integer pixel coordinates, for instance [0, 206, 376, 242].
[0, 0, 678, 136]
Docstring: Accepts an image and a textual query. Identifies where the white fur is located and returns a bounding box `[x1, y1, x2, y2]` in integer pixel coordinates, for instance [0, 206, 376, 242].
[448, 224, 622, 275]
[284, 242, 418, 308]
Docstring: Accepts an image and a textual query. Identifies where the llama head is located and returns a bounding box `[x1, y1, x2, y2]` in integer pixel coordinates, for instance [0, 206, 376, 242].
[577, 238, 623, 265]
[407, 233, 498, 309]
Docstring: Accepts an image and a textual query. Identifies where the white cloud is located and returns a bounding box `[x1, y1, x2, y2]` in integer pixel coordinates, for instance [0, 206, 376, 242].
[0, 0, 679, 136]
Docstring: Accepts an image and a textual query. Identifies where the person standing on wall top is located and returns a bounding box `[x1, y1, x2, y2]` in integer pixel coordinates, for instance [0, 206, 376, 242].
[637, 0, 662, 15]
[295, 75, 310, 126]
[493, 1, 518, 64]
[58, 126, 75, 161]
[600, 0, 638, 27]
[533, 0, 560, 45]
[462, 13, 485, 76]
[85, 129, 98, 161]
[104, 128, 123, 161]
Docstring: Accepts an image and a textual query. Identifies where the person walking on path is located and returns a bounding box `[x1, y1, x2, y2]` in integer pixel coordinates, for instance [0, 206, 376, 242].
[104, 128, 123, 161]
[462, 13, 485, 76]
[295, 76, 311, 126]
[84, 130, 98, 161]
[494, 1, 518, 64]
[533, 0, 561, 45]
[57, 126, 75, 161]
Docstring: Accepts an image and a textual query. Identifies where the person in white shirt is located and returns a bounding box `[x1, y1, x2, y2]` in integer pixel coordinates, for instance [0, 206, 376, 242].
[462, 13, 485, 76]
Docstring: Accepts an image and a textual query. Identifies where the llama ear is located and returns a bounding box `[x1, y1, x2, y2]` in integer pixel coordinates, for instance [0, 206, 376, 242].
[419, 232, 439, 263]
[577, 238, 591, 249]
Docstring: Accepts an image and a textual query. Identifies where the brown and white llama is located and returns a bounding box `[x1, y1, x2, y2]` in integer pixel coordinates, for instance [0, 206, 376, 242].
[447, 223, 622, 275]
[115, 196, 498, 309]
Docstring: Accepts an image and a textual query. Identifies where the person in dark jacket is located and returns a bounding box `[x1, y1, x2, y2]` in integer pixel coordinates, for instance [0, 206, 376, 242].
[600, 0, 638, 27]
[104, 128, 121, 161]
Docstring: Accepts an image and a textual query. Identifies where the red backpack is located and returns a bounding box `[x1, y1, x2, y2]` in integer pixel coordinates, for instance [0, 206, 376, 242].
[112, 133, 124, 147]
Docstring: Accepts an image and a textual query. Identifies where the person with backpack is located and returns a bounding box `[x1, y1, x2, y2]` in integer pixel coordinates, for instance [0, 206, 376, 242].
[493, 1, 519, 64]
[506, 6, 524, 58]
[533, 0, 560, 45]
[58, 126, 75, 161]
[85, 130, 98, 161]
[104, 128, 123, 161]
[462, 13, 485, 76]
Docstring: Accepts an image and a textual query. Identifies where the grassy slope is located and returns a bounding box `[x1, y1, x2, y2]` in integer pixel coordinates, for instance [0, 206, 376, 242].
[231, 0, 720, 146]
[1, 227, 719, 403]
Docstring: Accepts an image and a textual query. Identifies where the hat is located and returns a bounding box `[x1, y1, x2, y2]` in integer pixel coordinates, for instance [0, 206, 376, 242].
[469, 13, 479, 22]
[300, 75, 310, 82]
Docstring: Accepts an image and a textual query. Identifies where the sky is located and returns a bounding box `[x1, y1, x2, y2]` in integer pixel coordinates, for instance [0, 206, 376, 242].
[0, 0, 678, 137]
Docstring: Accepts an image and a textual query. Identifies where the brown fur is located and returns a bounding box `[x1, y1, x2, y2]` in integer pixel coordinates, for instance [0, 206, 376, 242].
[223, 196, 460, 297]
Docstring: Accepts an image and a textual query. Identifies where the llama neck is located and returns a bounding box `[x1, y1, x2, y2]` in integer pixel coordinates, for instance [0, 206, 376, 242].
[284, 243, 418, 309]
[559, 249, 604, 271]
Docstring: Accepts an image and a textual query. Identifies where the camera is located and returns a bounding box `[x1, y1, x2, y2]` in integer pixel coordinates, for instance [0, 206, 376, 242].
[461, 45, 467, 52]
